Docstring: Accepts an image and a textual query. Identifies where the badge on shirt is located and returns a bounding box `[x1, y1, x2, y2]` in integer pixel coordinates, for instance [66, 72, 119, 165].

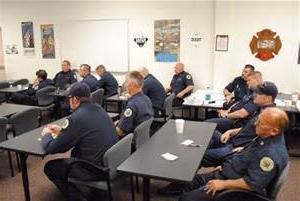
[186, 74, 192, 80]
[124, 108, 132, 117]
[61, 119, 69, 130]
[260, 157, 274, 172]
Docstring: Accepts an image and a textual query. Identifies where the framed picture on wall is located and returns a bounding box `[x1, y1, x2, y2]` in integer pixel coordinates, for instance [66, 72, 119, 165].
[215, 35, 228, 51]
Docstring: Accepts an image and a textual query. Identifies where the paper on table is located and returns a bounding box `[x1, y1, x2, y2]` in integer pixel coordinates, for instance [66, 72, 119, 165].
[161, 153, 178, 161]
[181, 139, 194, 146]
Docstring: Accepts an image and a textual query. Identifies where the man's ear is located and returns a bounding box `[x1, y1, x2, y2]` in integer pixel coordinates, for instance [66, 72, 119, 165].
[270, 127, 280, 137]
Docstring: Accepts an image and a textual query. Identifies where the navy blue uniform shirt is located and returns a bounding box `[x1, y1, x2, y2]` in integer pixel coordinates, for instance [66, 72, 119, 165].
[27, 78, 54, 96]
[225, 76, 249, 101]
[81, 74, 97, 91]
[42, 102, 119, 166]
[143, 74, 166, 110]
[170, 71, 194, 96]
[53, 70, 77, 90]
[119, 91, 153, 134]
[93, 71, 118, 97]
[221, 134, 288, 194]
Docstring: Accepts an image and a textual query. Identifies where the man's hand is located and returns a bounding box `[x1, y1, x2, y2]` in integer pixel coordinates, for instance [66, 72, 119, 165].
[232, 147, 244, 153]
[213, 166, 223, 172]
[47, 124, 61, 136]
[41, 127, 52, 137]
[205, 180, 226, 196]
[218, 110, 229, 118]
[176, 92, 184, 98]
[220, 131, 231, 144]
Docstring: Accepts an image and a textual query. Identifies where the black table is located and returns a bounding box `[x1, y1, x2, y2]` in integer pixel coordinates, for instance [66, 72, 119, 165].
[0, 85, 29, 102]
[117, 120, 216, 201]
[183, 101, 223, 120]
[0, 112, 118, 201]
[47, 90, 67, 97]
[0, 103, 38, 117]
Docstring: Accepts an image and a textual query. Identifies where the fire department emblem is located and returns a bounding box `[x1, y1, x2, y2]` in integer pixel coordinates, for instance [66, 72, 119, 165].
[249, 29, 282, 61]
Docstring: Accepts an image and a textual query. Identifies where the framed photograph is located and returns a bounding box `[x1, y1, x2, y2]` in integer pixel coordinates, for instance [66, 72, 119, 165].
[215, 35, 228, 51]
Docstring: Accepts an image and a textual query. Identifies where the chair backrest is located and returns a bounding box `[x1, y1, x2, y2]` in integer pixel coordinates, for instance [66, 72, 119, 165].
[267, 162, 290, 199]
[12, 79, 29, 86]
[163, 93, 175, 118]
[133, 117, 153, 150]
[9, 108, 40, 136]
[0, 81, 10, 89]
[0, 117, 8, 142]
[91, 88, 104, 106]
[35, 86, 56, 106]
[103, 133, 133, 180]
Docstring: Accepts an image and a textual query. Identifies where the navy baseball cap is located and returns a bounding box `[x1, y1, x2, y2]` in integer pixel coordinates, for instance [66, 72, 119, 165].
[254, 81, 278, 100]
[66, 82, 91, 98]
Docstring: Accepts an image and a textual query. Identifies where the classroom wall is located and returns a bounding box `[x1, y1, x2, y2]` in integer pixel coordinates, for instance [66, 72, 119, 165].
[0, 2, 4, 67]
[213, 1, 299, 93]
[1, 1, 215, 88]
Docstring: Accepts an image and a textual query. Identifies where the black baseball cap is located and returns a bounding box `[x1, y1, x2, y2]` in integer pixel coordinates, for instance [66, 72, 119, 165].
[65, 82, 91, 98]
[254, 81, 278, 100]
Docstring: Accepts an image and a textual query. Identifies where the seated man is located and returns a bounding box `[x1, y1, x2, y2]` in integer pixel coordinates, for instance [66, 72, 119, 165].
[93, 64, 118, 97]
[206, 71, 262, 133]
[223, 64, 255, 108]
[138, 67, 166, 116]
[79, 64, 97, 91]
[166, 63, 194, 106]
[202, 81, 278, 167]
[53, 60, 77, 90]
[41, 82, 118, 200]
[116, 71, 153, 137]
[179, 107, 289, 201]
[11, 69, 54, 105]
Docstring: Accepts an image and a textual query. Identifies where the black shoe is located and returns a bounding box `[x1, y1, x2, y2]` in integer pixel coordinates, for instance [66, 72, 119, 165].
[157, 182, 184, 196]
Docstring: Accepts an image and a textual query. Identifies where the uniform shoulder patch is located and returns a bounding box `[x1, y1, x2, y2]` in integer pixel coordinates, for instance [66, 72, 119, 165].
[61, 119, 69, 129]
[260, 157, 274, 172]
[124, 108, 132, 117]
[186, 74, 192, 80]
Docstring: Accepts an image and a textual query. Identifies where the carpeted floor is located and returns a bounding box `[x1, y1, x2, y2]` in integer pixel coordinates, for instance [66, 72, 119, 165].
[0, 151, 299, 201]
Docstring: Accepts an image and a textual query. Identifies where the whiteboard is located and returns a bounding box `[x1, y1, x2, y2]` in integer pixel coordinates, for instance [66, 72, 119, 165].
[59, 19, 129, 72]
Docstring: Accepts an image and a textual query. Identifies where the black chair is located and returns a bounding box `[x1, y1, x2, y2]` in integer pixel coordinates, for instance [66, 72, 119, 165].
[35, 86, 56, 123]
[0, 117, 14, 177]
[154, 93, 175, 123]
[0, 81, 10, 103]
[215, 163, 290, 201]
[11, 79, 29, 86]
[91, 88, 104, 106]
[67, 133, 135, 201]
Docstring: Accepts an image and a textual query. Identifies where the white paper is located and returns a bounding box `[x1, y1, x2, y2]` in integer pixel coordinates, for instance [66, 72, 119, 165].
[161, 153, 178, 161]
[181, 139, 194, 146]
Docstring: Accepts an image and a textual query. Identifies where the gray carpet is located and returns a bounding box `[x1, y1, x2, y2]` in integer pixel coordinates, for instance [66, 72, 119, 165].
[0, 152, 299, 201]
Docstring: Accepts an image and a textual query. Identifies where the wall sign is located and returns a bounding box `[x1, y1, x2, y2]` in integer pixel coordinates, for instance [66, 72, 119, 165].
[190, 33, 202, 48]
[134, 34, 148, 48]
[249, 29, 282, 61]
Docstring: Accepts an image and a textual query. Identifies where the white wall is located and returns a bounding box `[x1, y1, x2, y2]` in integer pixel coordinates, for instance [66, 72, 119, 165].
[0, 1, 4, 67]
[1, 1, 215, 88]
[213, 1, 299, 93]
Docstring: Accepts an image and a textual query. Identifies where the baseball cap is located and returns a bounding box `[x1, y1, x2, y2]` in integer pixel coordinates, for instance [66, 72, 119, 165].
[65, 82, 91, 98]
[254, 81, 278, 100]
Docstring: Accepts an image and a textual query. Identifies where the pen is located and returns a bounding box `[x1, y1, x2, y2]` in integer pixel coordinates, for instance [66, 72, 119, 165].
[188, 143, 200, 147]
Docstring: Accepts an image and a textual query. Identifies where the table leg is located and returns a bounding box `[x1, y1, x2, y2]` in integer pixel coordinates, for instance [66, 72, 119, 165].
[143, 177, 150, 201]
[20, 153, 30, 201]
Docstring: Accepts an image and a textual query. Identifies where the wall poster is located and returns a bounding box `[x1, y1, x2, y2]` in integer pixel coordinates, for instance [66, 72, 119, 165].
[41, 24, 56, 59]
[154, 19, 180, 62]
[21, 21, 35, 56]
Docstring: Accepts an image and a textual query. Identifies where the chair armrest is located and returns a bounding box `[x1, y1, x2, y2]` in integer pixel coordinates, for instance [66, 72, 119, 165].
[214, 189, 272, 201]
[65, 159, 110, 180]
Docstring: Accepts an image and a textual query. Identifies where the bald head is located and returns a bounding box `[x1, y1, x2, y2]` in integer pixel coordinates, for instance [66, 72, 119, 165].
[256, 107, 289, 138]
[138, 67, 149, 78]
[174, 63, 185, 75]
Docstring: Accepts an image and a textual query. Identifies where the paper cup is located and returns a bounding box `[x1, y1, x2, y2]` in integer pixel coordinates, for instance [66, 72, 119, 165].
[17, 84, 22, 90]
[175, 119, 185, 134]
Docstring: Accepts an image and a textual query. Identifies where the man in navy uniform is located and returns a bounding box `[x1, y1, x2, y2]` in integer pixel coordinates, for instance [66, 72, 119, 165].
[179, 107, 289, 201]
[79, 64, 97, 91]
[202, 81, 278, 167]
[41, 82, 118, 200]
[206, 71, 262, 133]
[11, 69, 54, 105]
[138, 67, 166, 116]
[116, 71, 153, 137]
[166, 63, 194, 106]
[53, 60, 77, 90]
[93, 64, 118, 97]
[223, 64, 255, 106]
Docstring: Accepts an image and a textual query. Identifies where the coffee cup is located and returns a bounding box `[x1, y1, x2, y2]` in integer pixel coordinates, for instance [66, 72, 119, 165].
[175, 119, 185, 134]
